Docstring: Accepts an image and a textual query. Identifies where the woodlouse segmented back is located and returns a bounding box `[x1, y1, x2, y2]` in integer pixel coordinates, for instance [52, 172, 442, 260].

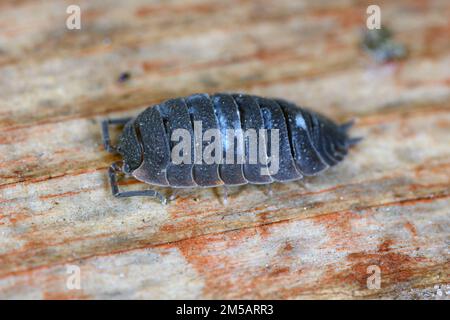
[102, 93, 359, 204]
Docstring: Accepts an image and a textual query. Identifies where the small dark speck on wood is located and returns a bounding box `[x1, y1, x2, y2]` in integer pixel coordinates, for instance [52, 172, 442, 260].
[118, 72, 131, 83]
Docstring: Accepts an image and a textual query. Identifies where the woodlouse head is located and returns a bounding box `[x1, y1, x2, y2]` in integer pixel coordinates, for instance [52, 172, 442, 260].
[116, 121, 143, 175]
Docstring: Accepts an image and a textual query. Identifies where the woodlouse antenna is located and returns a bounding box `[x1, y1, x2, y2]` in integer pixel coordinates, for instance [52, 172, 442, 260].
[101, 117, 133, 153]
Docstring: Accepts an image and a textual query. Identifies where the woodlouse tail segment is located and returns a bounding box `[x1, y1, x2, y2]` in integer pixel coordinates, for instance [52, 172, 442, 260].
[339, 119, 356, 133]
[108, 161, 167, 204]
[340, 119, 362, 148]
[346, 136, 363, 148]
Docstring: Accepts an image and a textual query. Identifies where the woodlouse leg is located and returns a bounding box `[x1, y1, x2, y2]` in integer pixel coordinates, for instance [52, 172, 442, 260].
[101, 117, 133, 153]
[108, 162, 167, 204]
[267, 184, 273, 197]
[223, 186, 229, 205]
[168, 189, 179, 202]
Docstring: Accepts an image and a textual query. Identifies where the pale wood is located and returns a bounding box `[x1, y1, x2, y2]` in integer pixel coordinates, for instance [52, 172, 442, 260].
[0, 0, 449, 299]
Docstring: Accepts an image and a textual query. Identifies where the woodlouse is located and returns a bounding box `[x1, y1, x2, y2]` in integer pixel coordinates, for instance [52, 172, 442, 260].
[102, 93, 360, 204]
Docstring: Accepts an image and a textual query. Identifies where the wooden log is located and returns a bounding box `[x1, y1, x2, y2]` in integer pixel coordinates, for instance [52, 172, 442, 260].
[0, 0, 449, 299]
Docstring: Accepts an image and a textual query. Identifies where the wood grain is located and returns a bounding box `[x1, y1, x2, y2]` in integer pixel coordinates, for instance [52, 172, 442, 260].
[0, 0, 449, 299]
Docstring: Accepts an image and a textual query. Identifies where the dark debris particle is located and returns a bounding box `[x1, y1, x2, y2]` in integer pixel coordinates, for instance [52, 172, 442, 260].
[118, 72, 131, 83]
[361, 26, 407, 63]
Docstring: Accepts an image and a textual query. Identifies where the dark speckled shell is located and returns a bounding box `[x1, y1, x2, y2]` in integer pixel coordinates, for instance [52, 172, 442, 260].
[118, 93, 352, 188]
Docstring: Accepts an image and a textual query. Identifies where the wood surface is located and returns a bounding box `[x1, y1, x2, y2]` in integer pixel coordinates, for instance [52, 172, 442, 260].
[0, 0, 449, 299]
